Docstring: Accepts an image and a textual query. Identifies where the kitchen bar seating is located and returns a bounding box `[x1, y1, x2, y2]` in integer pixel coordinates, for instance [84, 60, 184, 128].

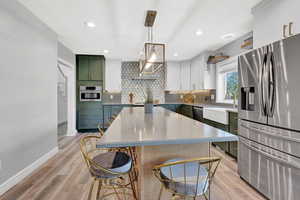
[153, 157, 221, 200]
[80, 135, 138, 200]
[97, 123, 105, 137]
[100, 116, 139, 182]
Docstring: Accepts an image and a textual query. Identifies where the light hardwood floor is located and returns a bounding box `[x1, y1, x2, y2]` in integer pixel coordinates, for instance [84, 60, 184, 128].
[0, 135, 266, 200]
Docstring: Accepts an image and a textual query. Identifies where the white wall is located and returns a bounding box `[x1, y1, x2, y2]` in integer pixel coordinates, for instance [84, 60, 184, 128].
[58, 42, 75, 66]
[0, 0, 58, 193]
[57, 69, 68, 124]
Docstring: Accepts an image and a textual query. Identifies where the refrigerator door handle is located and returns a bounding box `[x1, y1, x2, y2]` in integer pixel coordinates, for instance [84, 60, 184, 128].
[240, 138, 300, 169]
[261, 52, 268, 116]
[267, 52, 276, 117]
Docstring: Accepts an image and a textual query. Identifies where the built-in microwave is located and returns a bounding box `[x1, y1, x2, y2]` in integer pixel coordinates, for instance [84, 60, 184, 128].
[79, 86, 102, 102]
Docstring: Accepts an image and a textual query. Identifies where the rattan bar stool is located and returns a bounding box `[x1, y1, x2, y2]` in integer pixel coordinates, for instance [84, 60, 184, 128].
[80, 135, 138, 200]
[97, 123, 105, 137]
[98, 118, 139, 183]
[153, 157, 221, 200]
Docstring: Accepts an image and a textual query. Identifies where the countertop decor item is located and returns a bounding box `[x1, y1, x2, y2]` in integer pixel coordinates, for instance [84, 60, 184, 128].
[182, 93, 195, 103]
[129, 93, 134, 104]
[240, 36, 253, 49]
[144, 88, 154, 113]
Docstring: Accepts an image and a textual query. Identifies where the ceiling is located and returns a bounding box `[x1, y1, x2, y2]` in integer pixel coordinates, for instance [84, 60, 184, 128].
[18, 0, 262, 61]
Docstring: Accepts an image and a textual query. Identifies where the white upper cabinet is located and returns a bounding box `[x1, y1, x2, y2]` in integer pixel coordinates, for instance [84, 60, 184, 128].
[166, 53, 216, 91]
[252, 0, 300, 48]
[105, 59, 121, 92]
[180, 61, 191, 91]
[190, 56, 204, 90]
[166, 62, 181, 91]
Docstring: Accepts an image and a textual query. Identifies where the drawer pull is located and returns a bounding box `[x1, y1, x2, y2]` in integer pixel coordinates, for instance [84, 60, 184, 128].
[240, 123, 300, 143]
[240, 138, 300, 169]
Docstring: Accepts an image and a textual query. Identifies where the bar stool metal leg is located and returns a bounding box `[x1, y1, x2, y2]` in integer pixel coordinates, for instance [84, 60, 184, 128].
[129, 171, 138, 200]
[87, 178, 96, 200]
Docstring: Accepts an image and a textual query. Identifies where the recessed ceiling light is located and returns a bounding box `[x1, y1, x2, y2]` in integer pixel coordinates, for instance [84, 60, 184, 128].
[85, 21, 96, 28]
[103, 49, 109, 54]
[173, 53, 179, 57]
[196, 29, 203, 36]
[221, 33, 235, 40]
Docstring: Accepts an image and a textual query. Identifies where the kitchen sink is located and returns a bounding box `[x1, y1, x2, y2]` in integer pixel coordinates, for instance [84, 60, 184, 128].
[203, 107, 229, 125]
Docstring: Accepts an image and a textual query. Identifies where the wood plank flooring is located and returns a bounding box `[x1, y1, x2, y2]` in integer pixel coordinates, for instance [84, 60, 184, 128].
[0, 135, 266, 200]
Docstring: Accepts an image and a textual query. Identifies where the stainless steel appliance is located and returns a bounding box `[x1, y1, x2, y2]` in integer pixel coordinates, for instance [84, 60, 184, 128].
[238, 34, 300, 200]
[193, 106, 203, 122]
[79, 86, 102, 102]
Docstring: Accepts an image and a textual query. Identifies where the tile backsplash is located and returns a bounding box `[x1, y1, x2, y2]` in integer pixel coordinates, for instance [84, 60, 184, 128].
[165, 89, 216, 104]
[121, 61, 165, 103]
[102, 92, 121, 103]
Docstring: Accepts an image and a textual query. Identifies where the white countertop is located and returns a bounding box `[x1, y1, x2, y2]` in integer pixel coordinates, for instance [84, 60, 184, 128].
[97, 107, 238, 148]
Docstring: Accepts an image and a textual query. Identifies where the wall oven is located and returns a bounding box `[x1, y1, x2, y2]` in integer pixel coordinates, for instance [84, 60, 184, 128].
[79, 86, 102, 102]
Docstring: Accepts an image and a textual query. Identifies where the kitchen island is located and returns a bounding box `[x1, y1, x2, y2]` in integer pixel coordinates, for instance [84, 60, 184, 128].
[97, 107, 238, 199]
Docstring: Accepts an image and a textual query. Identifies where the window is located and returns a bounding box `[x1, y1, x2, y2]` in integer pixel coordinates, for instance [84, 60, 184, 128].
[224, 71, 238, 100]
[216, 59, 238, 104]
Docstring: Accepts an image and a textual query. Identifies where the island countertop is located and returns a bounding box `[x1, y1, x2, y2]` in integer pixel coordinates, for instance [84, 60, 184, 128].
[97, 107, 238, 148]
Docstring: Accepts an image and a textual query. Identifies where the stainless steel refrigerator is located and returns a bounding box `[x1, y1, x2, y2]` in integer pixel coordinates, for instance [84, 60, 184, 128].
[238, 34, 300, 200]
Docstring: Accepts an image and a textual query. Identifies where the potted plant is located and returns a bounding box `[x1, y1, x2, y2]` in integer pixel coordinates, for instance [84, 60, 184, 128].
[144, 87, 154, 113]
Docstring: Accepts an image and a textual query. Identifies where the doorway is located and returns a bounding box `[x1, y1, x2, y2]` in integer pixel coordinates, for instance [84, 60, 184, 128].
[57, 65, 68, 138]
[57, 59, 77, 142]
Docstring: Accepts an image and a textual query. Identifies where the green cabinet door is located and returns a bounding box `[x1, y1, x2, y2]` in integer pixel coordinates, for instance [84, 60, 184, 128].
[177, 105, 193, 118]
[78, 56, 89, 80]
[103, 105, 112, 129]
[228, 112, 238, 159]
[203, 118, 229, 152]
[89, 56, 103, 81]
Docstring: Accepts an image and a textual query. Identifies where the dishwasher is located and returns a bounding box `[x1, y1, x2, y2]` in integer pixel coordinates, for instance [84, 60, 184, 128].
[192, 106, 203, 122]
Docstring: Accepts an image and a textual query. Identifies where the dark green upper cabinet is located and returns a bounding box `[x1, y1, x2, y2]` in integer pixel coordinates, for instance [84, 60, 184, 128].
[89, 56, 103, 81]
[77, 55, 105, 81]
[78, 55, 89, 80]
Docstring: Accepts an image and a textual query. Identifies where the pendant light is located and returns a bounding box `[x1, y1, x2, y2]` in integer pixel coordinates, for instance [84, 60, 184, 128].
[139, 10, 165, 75]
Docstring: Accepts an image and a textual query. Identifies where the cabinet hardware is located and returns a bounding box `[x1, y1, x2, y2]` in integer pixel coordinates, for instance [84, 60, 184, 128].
[289, 22, 294, 36]
[283, 24, 288, 38]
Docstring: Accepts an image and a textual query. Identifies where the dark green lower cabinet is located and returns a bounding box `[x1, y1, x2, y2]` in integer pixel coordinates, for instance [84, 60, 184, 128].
[103, 106, 112, 129]
[203, 118, 229, 152]
[176, 105, 193, 118]
[228, 112, 238, 159]
[228, 141, 238, 158]
[159, 104, 180, 112]
[102, 105, 126, 129]
[203, 112, 238, 159]
[77, 103, 102, 130]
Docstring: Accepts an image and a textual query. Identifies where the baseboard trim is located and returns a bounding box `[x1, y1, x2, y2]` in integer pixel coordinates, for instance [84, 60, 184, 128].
[0, 147, 59, 196]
